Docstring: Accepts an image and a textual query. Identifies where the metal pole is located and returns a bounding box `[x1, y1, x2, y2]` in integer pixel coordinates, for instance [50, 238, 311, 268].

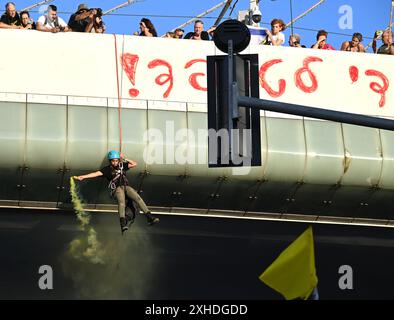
[289, 0, 294, 36]
[228, 40, 234, 147]
[214, 0, 233, 26]
[237, 96, 394, 131]
[285, 0, 326, 28]
[103, 0, 139, 16]
[389, 0, 394, 38]
[22, 0, 54, 12]
[168, 0, 227, 34]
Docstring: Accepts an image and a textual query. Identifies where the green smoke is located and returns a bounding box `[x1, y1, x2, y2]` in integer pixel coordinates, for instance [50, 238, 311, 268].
[69, 177, 91, 230]
[61, 178, 156, 298]
[68, 177, 105, 264]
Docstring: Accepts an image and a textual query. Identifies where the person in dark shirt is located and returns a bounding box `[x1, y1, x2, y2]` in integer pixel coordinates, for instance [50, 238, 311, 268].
[184, 20, 210, 40]
[340, 32, 365, 52]
[74, 150, 159, 234]
[134, 17, 157, 37]
[0, 2, 21, 29]
[68, 3, 91, 32]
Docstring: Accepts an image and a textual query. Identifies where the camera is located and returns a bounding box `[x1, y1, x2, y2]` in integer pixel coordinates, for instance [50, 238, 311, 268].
[53, 19, 65, 32]
[375, 30, 384, 39]
[90, 8, 103, 28]
[251, 7, 262, 23]
[90, 8, 103, 17]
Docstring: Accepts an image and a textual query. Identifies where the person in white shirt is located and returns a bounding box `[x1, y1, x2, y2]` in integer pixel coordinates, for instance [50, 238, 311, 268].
[263, 18, 286, 46]
[36, 4, 70, 32]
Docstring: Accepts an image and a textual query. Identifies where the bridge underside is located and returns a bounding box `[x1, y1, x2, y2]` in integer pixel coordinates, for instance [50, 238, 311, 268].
[1, 99, 394, 227]
[1, 207, 394, 299]
[1, 171, 394, 228]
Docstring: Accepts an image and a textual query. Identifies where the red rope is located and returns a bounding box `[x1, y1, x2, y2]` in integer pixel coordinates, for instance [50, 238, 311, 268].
[113, 34, 123, 153]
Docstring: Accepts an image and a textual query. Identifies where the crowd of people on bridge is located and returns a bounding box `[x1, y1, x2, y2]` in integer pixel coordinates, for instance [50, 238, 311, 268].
[0, 2, 104, 33]
[1, 1, 393, 55]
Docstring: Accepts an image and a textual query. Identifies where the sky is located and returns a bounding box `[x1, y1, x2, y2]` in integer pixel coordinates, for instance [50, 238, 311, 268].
[5, 0, 394, 52]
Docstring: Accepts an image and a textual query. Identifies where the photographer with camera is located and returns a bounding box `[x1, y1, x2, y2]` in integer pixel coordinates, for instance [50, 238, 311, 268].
[288, 34, 305, 48]
[372, 29, 392, 55]
[68, 4, 104, 33]
[262, 18, 286, 46]
[68, 3, 91, 32]
[85, 8, 105, 33]
[37, 4, 70, 33]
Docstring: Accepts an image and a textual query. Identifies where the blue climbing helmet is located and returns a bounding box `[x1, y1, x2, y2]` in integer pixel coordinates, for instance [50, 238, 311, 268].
[107, 150, 120, 160]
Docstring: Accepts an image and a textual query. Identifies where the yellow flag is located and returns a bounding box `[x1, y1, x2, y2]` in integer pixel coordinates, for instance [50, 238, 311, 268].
[259, 226, 318, 300]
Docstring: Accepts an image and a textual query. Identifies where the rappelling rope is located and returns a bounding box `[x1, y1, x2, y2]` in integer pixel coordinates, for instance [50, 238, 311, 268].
[289, 0, 294, 37]
[113, 33, 123, 153]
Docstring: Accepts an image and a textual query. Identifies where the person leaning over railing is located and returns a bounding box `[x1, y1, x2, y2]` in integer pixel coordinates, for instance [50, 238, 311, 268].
[262, 18, 286, 46]
[36, 4, 70, 33]
[174, 28, 184, 39]
[288, 33, 306, 48]
[85, 8, 105, 33]
[164, 31, 175, 38]
[19, 10, 36, 30]
[340, 32, 365, 52]
[372, 29, 392, 54]
[0, 2, 21, 29]
[311, 29, 335, 50]
[184, 20, 210, 40]
[134, 17, 157, 37]
[68, 3, 91, 32]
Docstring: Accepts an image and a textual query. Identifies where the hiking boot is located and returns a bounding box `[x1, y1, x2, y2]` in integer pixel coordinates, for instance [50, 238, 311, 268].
[146, 212, 159, 226]
[125, 213, 135, 227]
[120, 217, 128, 234]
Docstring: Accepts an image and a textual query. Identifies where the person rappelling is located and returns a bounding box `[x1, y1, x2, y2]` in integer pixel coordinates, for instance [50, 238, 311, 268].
[74, 150, 159, 234]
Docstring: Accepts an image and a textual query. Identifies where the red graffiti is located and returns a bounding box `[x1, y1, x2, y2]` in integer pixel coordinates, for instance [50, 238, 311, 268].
[294, 56, 323, 93]
[259, 59, 286, 98]
[365, 70, 389, 108]
[121, 53, 140, 97]
[349, 66, 359, 83]
[118, 52, 391, 113]
[148, 59, 173, 98]
[184, 59, 207, 92]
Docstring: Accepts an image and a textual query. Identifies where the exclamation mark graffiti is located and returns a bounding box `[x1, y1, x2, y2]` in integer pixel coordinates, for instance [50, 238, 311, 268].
[349, 66, 359, 84]
[121, 53, 140, 98]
